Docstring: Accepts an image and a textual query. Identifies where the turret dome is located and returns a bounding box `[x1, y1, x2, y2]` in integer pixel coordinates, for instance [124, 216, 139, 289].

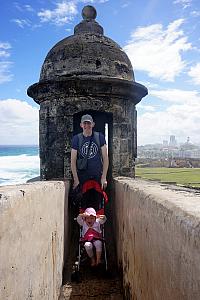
[39, 5, 134, 82]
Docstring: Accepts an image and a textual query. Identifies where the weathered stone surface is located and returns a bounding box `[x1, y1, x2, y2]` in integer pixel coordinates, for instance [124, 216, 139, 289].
[28, 78, 147, 104]
[59, 278, 123, 300]
[114, 177, 200, 300]
[40, 32, 134, 82]
[0, 181, 69, 300]
[74, 6, 104, 35]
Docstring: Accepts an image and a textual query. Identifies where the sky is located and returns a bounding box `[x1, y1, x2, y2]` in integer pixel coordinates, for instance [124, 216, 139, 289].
[1, 0, 200, 146]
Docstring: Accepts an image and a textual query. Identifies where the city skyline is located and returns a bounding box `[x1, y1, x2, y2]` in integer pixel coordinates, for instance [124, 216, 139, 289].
[140, 134, 200, 147]
[1, 1, 200, 145]
[138, 134, 200, 160]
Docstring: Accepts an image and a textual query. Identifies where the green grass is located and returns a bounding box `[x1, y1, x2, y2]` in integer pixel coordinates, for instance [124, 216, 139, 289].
[135, 167, 200, 188]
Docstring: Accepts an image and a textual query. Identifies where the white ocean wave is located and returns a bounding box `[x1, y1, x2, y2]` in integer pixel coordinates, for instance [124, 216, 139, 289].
[0, 154, 40, 186]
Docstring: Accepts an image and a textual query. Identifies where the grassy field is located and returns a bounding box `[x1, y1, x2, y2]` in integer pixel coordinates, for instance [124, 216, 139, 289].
[135, 167, 200, 188]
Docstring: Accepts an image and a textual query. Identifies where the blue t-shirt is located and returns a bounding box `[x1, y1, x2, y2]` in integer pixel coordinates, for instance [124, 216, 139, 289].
[72, 132, 106, 182]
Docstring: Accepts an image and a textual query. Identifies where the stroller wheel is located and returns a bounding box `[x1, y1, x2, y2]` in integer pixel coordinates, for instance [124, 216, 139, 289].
[71, 270, 81, 283]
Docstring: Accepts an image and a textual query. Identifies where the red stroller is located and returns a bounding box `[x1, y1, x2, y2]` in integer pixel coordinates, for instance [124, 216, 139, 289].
[71, 179, 108, 282]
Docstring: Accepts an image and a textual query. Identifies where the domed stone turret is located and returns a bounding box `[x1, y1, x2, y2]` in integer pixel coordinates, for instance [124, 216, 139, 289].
[40, 5, 134, 82]
[27, 6, 148, 181]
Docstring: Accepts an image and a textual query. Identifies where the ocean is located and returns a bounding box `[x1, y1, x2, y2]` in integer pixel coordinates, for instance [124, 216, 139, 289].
[0, 145, 40, 186]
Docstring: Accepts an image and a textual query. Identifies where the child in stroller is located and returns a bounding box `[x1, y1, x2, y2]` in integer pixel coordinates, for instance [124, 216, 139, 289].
[71, 179, 108, 281]
[77, 207, 107, 266]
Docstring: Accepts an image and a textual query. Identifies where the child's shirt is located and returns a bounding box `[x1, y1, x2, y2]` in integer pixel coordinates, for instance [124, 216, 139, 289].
[77, 215, 106, 237]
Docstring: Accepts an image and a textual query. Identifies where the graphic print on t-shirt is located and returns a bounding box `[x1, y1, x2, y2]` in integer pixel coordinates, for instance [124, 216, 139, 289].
[81, 141, 98, 159]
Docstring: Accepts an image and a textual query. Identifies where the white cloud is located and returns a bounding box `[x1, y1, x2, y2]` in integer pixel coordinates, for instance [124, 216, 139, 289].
[138, 88, 200, 145]
[0, 42, 12, 83]
[14, 2, 23, 11]
[37, 0, 109, 26]
[173, 0, 192, 9]
[139, 81, 159, 89]
[121, 2, 131, 8]
[38, 1, 78, 26]
[150, 88, 200, 105]
[24, 4, 34, 12]
[80, 0, 94, 2]
[188, 63, 200, 85]
[12, 3, 34, 28]
[0, 99, 39, 145]
[12, 1, 109, 29]
[137, 103, 156, 112]
[14, 2, 34, 12]
[0, 50, 10, 58]
[80, 0, 109, 3]
[11, 19, 31, 28]
[0, 42, 11, 58]
[191, 10, 200, 17]
[138, 105, 200, 145]
[0, 62, 13, 84]
[124, 19, 192, 82]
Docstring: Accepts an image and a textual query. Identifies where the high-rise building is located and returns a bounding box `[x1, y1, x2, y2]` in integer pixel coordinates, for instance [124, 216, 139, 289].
[163, 140, 168, 147]
[169, 135, 177, 146]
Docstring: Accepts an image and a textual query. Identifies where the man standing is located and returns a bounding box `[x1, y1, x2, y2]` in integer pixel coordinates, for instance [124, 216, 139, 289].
[71, 114, 109, 191]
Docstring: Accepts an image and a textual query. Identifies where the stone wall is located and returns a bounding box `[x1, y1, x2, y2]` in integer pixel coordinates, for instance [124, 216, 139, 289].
[0, 181, 69, 300]
[113, 177, 200, 300]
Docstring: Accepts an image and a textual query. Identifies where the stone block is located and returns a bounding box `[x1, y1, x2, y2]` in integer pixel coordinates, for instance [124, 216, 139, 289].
[120, 139, 128, 153]
[113, 138, 120, 153]
[120, 154, 130, 169]
[121, 124, 129, 138]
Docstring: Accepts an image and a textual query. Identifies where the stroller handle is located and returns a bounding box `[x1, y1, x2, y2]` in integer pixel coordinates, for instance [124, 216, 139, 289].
[76, 214, 106, 218]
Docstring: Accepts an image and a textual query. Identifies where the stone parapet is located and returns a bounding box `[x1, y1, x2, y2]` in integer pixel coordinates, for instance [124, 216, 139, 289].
[0, 181, 69, 300]
[113, 177, 200, 300]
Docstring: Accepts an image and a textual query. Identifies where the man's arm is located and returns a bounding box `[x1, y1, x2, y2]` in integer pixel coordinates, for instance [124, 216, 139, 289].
[101, 144, 109, 188]
[71, 148, 79, 188]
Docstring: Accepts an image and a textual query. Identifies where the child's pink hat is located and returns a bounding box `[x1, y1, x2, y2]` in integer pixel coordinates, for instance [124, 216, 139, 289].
[84, 207, 96, 217]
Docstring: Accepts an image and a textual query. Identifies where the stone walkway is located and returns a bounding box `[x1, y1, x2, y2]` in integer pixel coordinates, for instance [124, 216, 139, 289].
[60, 253, 123, 299]
[59, 277, 123, 299]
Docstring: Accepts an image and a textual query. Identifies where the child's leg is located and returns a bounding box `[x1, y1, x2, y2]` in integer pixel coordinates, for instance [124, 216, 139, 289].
[84, 242, 95, 266]
[93, 240, 102, 265]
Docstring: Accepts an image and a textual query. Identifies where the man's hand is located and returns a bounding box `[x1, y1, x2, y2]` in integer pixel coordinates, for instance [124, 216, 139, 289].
[101, 176, 107, 190]
[73, 179, 80, 189]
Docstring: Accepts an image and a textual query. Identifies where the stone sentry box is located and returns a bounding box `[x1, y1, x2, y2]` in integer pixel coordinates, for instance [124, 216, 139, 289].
[27, 5, 148, 181]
